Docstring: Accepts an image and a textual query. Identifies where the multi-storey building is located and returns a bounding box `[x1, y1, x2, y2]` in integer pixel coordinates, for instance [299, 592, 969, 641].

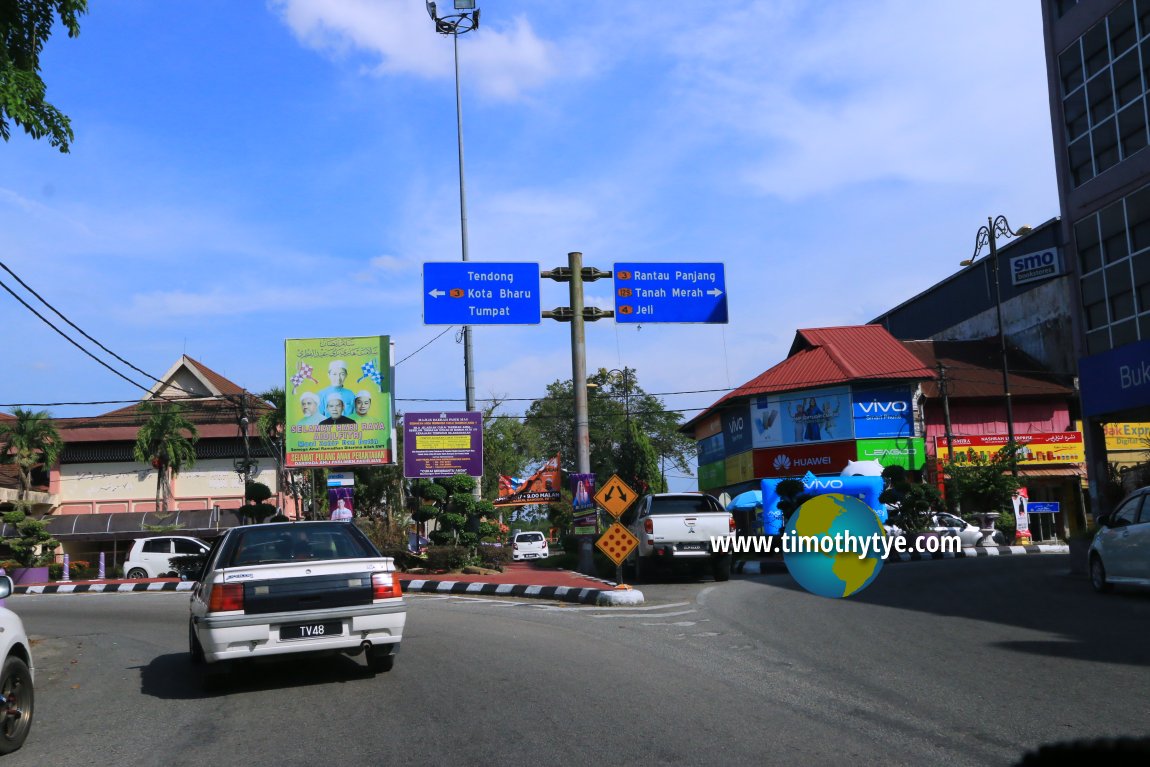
[1042, 0, 1150, 511]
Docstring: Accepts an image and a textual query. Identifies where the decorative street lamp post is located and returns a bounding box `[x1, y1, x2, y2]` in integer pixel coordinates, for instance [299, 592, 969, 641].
[959, 215, 1031, 544]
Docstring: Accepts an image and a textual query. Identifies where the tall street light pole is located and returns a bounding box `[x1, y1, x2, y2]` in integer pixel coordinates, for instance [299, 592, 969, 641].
[960, 215, 1031, 479]
[427, 1, 480, 418]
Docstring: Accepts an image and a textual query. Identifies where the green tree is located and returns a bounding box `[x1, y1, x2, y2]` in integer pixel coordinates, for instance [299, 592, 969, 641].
[0, 406, 63, 500]
[879, 465, 943, 533]
[618, 418, 665, 496]
[522, 369, 693, 484]
[409, 473, 495, 551]
[242, 480, 277, 525]
[1, 0, 87, 152]
[133, 400, 199, 515]
[481, 398, 531, 500]
[943, 446, 1021, 518]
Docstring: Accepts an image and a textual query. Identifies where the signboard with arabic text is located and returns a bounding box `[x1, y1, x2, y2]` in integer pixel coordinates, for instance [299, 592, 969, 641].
[934, 432, 1084, 464]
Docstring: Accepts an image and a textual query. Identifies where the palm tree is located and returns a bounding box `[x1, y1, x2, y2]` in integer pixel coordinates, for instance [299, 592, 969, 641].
[0, 407, 63, 501]
[133, 400, 199, 515]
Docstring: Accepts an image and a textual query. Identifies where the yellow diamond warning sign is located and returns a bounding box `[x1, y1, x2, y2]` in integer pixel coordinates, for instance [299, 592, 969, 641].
[596, 522, 638, 566]
[594, 474, 637, 519]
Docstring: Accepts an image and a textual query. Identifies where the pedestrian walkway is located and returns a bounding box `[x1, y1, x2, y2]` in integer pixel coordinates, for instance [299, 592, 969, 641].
[7, 561, 640, 605]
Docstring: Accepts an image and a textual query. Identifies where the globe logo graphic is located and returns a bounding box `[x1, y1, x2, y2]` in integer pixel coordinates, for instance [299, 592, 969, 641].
[782, 494, 886, 599]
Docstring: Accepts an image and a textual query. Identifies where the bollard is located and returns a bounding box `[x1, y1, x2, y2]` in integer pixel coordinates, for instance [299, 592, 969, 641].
[62, 553, 70, 582]
[98, 552, 106, 580]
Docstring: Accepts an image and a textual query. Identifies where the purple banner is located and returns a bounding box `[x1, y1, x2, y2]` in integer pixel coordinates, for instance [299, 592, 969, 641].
[571, 473, 596, 513]
[403, 411, 485, 478]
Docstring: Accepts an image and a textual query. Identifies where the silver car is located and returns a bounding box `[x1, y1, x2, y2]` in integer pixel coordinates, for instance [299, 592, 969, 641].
[1090, 486, 1150, 593]
[188, 521, 405, 687]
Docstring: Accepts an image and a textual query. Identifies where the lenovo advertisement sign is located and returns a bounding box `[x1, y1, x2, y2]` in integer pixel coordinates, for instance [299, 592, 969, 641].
[752, 441, 857, 478]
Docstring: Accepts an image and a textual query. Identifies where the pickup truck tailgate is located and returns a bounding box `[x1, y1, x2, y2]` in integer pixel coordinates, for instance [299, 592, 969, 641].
[649, 512, 730, 543]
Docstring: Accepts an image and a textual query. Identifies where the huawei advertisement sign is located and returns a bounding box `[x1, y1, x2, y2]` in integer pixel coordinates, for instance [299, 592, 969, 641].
[752, 441, 857, 478]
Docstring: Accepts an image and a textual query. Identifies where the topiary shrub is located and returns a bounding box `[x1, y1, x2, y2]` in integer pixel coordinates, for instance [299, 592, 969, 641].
[424, 545, 469, 572]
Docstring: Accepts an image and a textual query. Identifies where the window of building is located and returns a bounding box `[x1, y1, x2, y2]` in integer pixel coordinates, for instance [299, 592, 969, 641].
[1088, 72, 1117, 124]
[1076, 216, 1103, 273]
[1087, 327, 1111, 354]
[1070, 135, 1095, 186]
[1084, 22, 1112, 78]
[1128, 185, 1150, 252]
[1111, 1, 1138, 56]
[1113, 318, 1139, 345]
[1139, 0, 1150, 38]
[1101, 201, 1131, 261]
[1065, 89, 1089, 140]
[1107, 263, 1135, 320]
[1114, 49, 1143, 108]
[1119, 99, 1149, 156]
[1082, 272, 1109, 329]
[1133, 253, 1150, 311]
[1094, 118, 1121, 172]
[1060, 41, 1085, 95]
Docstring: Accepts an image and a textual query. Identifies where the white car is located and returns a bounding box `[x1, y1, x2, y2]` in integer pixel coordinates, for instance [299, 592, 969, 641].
[124, 535, 210, 579]
[885, 512, 1006, 547]
[0, 576, 33, 754]
[188, 521, 405, 687]
[1090, 486, 1150, 593]
[511, 531, 549, 561]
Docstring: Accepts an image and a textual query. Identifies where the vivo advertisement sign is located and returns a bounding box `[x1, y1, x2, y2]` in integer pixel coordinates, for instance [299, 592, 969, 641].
[852, 385, 913, 439]
[1079, 339, 1150, 417]
[722, 404, 753, 456]
[1009, 248, 1063, 286]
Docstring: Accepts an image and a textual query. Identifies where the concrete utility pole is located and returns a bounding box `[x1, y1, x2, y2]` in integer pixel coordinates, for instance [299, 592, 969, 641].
[542, 252, 613, 574]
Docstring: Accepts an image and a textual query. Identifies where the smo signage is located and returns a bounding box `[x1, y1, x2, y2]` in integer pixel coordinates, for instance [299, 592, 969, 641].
[1010, 248, 1063, 286]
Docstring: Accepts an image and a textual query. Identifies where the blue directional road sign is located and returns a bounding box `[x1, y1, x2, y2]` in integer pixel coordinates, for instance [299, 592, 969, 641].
[613, 262, 728, 323]
[1026, 502, 1060, 514]
[423, 262, 541, 325]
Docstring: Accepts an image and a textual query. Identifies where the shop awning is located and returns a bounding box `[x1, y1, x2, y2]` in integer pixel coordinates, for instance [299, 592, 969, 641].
[1018, 464, 1086, 478]
[1, 508, 247, 542]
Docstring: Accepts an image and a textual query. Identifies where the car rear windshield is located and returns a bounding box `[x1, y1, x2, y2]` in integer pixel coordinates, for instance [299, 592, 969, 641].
[649, 496, 724, 515]
[222, 523, 378, 567]
[517, 533, 544, 543]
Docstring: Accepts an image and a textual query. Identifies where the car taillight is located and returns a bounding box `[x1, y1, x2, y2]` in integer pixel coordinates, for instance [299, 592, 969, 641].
[513, 542, 519, 550]
[372, 572, 403, 600]
[207, 583, 244, 613]
[644, 518, 653, 534]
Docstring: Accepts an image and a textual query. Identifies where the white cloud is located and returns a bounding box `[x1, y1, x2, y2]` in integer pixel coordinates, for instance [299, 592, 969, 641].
[270, 0, 562, 100]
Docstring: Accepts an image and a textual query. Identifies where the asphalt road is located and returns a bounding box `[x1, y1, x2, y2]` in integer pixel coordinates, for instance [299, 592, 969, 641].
[3, 555, 1147, 766]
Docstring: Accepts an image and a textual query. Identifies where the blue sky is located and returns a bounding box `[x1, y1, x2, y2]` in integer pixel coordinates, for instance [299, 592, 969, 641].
[1, 1, 1057, 489]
